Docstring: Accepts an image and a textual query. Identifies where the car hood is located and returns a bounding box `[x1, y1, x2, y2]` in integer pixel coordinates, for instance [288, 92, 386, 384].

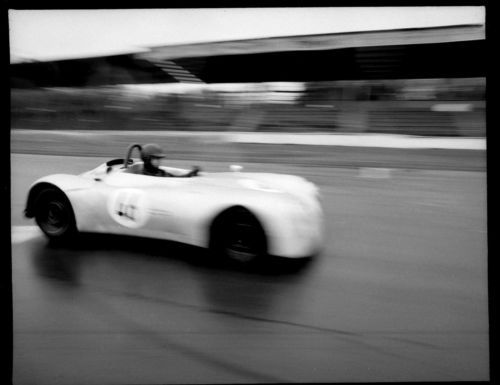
[194, 172, 318, 198]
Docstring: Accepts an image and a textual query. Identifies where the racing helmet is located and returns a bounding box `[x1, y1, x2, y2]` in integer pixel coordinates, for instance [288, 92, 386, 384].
[141, 143, 166, 162]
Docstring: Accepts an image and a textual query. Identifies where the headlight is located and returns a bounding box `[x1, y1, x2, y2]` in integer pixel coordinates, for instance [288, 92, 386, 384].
[308, 182, 321, 202]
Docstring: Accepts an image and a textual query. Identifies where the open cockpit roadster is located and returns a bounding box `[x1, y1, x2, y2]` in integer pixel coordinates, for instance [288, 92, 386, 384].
[25, 144, 323, 263]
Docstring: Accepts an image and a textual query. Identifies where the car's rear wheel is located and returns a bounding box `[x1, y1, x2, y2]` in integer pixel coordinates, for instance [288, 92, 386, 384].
[34, 188, 76, 242]
[211, 208, 267, 264]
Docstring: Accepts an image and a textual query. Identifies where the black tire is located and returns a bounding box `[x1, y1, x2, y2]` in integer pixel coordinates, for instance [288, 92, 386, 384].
[211, 208, 267, 264]
[34, 188, 77, 242]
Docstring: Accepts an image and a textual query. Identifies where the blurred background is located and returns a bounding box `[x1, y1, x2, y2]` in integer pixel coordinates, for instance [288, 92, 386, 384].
[11, 11, 485, 139]
[11, 77, 485, 136]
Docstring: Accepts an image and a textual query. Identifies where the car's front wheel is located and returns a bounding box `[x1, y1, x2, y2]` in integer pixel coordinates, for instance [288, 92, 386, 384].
[34, 188, 77, 242]
[210, 208, 267, 264]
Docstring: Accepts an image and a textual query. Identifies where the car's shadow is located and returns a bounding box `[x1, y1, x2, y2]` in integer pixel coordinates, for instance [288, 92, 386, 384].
[47, 232, 316, 276]
[29, 232, 320, 330]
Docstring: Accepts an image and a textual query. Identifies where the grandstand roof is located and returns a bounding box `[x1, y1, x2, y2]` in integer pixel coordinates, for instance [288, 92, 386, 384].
[139, 24, 485, 61]
[10, 24, 485, 87]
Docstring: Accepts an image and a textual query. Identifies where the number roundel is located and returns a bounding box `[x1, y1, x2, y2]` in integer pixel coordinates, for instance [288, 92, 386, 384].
[107, 189, 150, 228]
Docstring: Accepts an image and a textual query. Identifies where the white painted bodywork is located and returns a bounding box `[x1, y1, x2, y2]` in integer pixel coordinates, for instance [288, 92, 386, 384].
[27, 161, 323, 258]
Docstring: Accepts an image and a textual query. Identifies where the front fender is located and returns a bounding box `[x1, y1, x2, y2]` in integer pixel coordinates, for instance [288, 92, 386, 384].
[246, 198, 323, 258]
[193, 191, 322, 258]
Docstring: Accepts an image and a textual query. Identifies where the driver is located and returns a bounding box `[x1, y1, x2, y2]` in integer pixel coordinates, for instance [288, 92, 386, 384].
[140, 143, 199, 177]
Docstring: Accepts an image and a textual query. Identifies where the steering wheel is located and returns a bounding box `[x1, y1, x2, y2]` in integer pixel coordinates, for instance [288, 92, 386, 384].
[124, 144, 142, 168]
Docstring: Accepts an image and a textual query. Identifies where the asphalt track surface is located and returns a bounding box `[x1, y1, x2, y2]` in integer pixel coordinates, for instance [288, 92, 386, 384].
[11, 150, 488, 383]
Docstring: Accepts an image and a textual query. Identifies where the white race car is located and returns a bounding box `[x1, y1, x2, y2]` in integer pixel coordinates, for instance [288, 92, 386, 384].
[24, 144, 323, 263]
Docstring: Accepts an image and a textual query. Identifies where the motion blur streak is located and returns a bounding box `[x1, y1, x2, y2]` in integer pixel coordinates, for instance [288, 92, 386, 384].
[11, 226, 41, 244]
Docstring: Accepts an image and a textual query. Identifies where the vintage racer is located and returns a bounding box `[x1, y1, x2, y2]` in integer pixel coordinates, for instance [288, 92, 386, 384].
[24, 144, 323, 263]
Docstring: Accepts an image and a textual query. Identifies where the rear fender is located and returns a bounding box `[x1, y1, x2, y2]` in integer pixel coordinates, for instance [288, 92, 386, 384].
[24, 174, 94, 220]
